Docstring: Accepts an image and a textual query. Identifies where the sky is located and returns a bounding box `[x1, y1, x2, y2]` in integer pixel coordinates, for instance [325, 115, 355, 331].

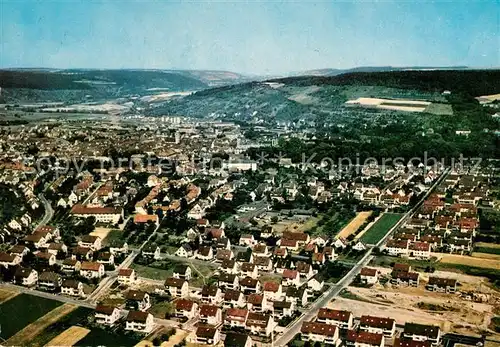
[1, 1, 499, 75]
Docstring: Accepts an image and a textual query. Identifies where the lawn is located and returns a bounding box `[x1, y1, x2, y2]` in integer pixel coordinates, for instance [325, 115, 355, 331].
[132, 259, 214, 286]
[0, 293, 62, 340]
[360, 213, 403, 244]
[131, 263, 173, 280]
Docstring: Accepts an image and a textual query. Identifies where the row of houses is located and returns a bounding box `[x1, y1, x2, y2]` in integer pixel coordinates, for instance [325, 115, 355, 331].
[301, 308, 441, 347]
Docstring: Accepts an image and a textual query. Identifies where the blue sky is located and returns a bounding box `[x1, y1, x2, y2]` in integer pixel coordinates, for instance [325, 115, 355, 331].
[1, 1, 499, 75]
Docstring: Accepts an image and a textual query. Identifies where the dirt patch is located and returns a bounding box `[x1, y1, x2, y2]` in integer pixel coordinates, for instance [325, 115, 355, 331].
[90, 227, 113, 240]
[6, 304, 77, 346]
[337, 211, 372, 239]
[472, 253, 500, 261]
[46, 326, 90, 347]
[438, 254, 500, 270]
[0, 288, 19, 303]
[334, 286, 495, 335]
[161, 329, 188, 347]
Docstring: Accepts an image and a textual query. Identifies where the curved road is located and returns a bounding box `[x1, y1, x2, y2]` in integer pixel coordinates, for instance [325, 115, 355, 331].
[36, 194, 54, 228]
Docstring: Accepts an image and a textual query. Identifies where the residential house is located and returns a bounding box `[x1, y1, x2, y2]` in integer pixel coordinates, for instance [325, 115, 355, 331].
[218, 273, 239, 290]
[216, 249, 234, 262]
[223, 289, 246, 308]
[403, 323, 441, 346]
[173, 265, 192, 280]
[61, 279, 85, 297]
[118, 268, 137, 285]
[9, 245, 29, 258]
[307, 274, 324, 292]
[273, 247, 288, 259]
[125, 311, 154, 333]
[346, 330, 384, 347]
[201, 284, 223, 304]
[23, 233, 48, 249]
[253, 256, 273, 272]
[78, 235, 102, 251]
[282, 269, 301, 287]
[175, 299, 199, 319]
[240, 262, 258, 278]
[246, 294, 268, 312]
[225, 308, 248, 328]
[272, 300, 294, 318]
[385, 240, 409, 256]
[285, 286, 308, 307]
[360, 267, 378, 285]
[175, 244, 193, 258]
[279, 238, 299, 251]
[96, 252, 115, 266]
[37, 271, 62, 292]
[426, 277, 457, 293]
[296, 261, 314, 279]
[35, 252, 57, 266]
[199, 304, 222, 326]
[391, 271, 420, 287]
[312, 252, 325, 265]
[142, 245, 161, 260]
[240, 277, 261, 294]
[409, 242, 431, 259]
[164, 278, 189, 298]
[333, 238, 348, 249]
[109, 241, 128, 255]
[196, 246, 214, 261]
[245, 312, 274, 336]
[194, 326, 221, 346]
[359, 315, 396, 337]
[43, 242, 64, 256]
[317, 308, 354, 330]
[14, 267, 38, 287]
[80, 262, 105, 279]
[62, 258, 81, 273]
[220, 259, 238, 274]
[301, 322, 340, 345]
[263, 281, 283, 301]
[125, 290, 151, 311]
[71, 246, 93, 261]
[323, 246, 336, 261]
[239, 234, 257, 247]
[95, 305, 121, 326]
[0, 252, 22, 268]
[253, 244, 270, 257]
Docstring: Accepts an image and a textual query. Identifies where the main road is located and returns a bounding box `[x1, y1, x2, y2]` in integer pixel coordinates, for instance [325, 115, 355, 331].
[273, 167, 450, 346]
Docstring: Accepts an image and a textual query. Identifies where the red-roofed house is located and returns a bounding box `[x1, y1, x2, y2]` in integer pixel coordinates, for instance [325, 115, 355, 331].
[301, 321, 340, 345]
[317, 308, 354, 330]
[360, 315, 396, 337]
[360, 267, 378, 285]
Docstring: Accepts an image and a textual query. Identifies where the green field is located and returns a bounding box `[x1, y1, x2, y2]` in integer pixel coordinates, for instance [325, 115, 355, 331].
[474, 247, 500, 255]
[360, 213, 403, 244]
[76, 327, 141, 346]
[0, 293, 62, 340]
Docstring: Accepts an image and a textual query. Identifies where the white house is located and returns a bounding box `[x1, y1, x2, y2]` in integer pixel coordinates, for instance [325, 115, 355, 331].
[125, 311, 154, 333]
[80, 261, 105, 279]
[118, 268, 137, 285]
[95, 305, 121, 326]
